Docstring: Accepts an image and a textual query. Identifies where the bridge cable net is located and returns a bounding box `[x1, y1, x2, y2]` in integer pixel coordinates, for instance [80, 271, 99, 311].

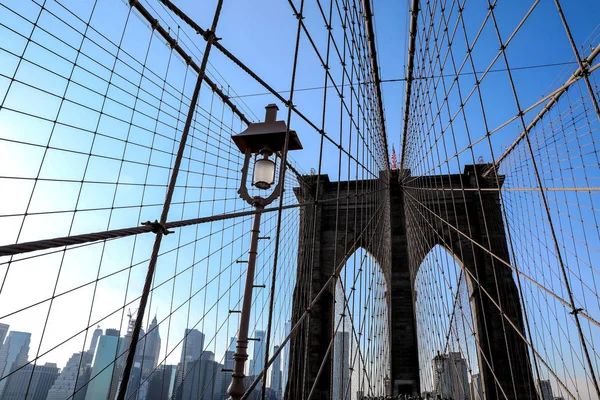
[399, 0, 600, 399]
[0, 0, 390, 400]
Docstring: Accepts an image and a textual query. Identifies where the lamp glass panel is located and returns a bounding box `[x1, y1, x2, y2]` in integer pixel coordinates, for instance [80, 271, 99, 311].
[253, 158, 276, 187]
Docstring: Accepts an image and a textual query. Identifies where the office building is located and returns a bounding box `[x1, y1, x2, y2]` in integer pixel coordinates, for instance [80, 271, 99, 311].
[0, 325, 9, 348]
[537, 379, 554, 400]
[47, 352, 92, 400]
[88, 326, 103, 355]
[282, 321, 290, 395]
[1, 362, 59, 400]
[84, 328, 120, 400]
[146, 365, 177, 400]
[141, 315, 161, 379]
[251, 331, 266, 376]
[270, 345, 282, 399]
[432, 352, 470, 400]
[0, 331, 31, 396]
[470, 373, 482, 400]
[332, 331, 350, 400]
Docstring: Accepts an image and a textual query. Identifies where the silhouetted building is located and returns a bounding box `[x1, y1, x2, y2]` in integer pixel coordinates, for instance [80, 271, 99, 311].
[0, 331, 31, 397]
[1, 362, 59, 400]
[180, 329, 205, 365]
[332, 331, 350, 400]
[85, 328, 120, 400]
[0, 325, 9, 348]
[251, 331, 266, 376]
[282, 321, 290, 395]
[141, 316, 161, 379]
[179, 357, 222, 400]
[224, 350, 234, 371]
[89, 326, 103, 355]
[146, 365, 177, 400]
[433, 352, 470, 400]
[470, 373, 482, 400]
[175, 329, 205, 397]
[270, 345, 282, 399]
[537, 379, 554, 400]
[47, 352, 92, 400]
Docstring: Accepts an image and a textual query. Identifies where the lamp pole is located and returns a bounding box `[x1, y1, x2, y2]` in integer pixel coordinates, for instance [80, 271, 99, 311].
[228, 204, 263, 399]
[227, 104, 303, 400]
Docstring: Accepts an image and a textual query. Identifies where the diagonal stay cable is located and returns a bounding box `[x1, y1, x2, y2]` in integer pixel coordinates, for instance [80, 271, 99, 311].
[0, 188, 385, 258]
[402, 188, 600, 329]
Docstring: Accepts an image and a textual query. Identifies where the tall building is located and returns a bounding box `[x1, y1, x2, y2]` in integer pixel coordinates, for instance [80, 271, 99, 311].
[112, 314, 155, 400]
[251, 331, 266, 376]
[1, 362, 59, 400]
[141, 315, 161, 379]
[224, 350, 235, 371]
[432, 352, 470, 400]
[146, 365, 177, 400]
[174, 329, 205, 398]
[537, 379, 554, 400]
[47, 352, 93, 400]
[470, 373, 482, 400]
[282, 321, 290, 396]
[180, 329, 205, 365]
[88, 325, 103, 355]
[179, 357, 222, 400]
[84, 328, 120, 400]
[332, 331, 350, 400]
[270, 345, 282, 399]
[0, 324, 9, 348]
[0, 331, 31, 397]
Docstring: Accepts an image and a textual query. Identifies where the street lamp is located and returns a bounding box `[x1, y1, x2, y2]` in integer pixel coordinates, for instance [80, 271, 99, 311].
[227, 104, 302, 400]
[384, 375, 391, 397]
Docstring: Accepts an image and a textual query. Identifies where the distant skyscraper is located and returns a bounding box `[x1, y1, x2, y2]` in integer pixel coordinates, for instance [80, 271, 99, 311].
[537, 379, 554, 400]
[225, 350, 235, 371]
[0, 331, 31, 397]
[179, 357, 222, 400]
[175, 329, 205, 398]
[433, 352, 470, 400]
[332, 331, 350, 400]
[180, 329, 205, 366]
[88, 325, 103, 355]
[201, 351, 215, 362]
[470, 373, 482, 400]
[84, 328, 120, 400]
[146, 365, 177, 400]
[270, 345, 282, 399]
[141, 315, 161, 379]
[229, 337, 236, 352]
[1, 362, 59, 400]
[47, 352, 92, 400]
[252, 330, 266, 376]
[0, 324, 9, 348]
[282, 321, 290, 396]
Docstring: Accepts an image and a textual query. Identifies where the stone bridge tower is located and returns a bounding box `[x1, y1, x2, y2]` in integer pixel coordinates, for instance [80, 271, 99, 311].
[286, 165, 536, 399]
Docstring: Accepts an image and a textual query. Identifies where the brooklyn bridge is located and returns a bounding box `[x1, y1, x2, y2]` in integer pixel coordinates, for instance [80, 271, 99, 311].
[0, 0, 598, 399]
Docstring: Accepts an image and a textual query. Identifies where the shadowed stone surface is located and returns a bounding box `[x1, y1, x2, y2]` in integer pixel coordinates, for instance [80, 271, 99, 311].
[286, 165, 536, 399]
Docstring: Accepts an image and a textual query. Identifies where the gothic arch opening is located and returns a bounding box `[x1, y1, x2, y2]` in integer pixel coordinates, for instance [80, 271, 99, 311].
[414, 244, 480, 399]
[333, 247, 390, 399]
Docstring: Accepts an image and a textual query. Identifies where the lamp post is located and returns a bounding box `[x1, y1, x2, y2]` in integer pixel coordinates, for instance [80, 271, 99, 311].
[384, 375, 391, 397]
[227, 104, 302, 400]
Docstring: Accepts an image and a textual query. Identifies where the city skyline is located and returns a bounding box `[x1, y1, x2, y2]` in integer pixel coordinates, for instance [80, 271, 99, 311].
[0, 318, 286, 400]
